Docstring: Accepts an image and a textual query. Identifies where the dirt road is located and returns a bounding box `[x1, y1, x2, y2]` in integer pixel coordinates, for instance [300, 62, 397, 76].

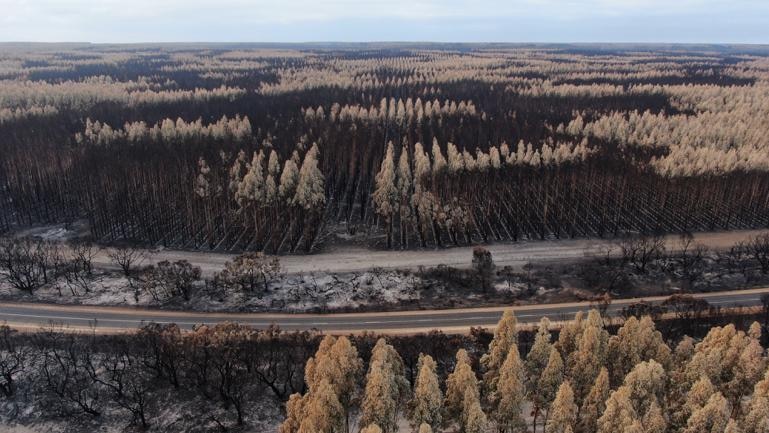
[87, 229, 768, 275]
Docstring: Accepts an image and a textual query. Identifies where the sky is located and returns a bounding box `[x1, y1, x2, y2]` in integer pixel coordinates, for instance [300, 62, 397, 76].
[0, 0, 767, 44]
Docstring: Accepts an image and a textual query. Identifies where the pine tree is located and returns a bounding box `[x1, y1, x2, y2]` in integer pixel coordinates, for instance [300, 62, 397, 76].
[597, 387, 635, 433]
[396, 145, 413, 247]
[445, 349, 478, 424]
[674, 376, 716, 430]
[279, 156, 300, 201]
[237, 150, 265, 232]
[686, 324, 766, 412]
[555, 311, 584, 361]
[412, 142, 431, 188]
[527, 317, 554, 389]
[568, 323, 604, 407]
[742, 370, 769, 433]
[265, 149, 280, 204]
[684, 392, 731, 433]
[606, 315, 671, 386]
[447, 142, 464, 173]
[360, 360, 397, 433]
[431, 138, 446, 174]
[578, 367, 609, 433]
[297, 379, 344, 433]
[493, 345, 526, 433]
[229, 149, 247, 194]
[280, 393, 305, 433]
[481, 310, 518, 394]
[463, 388, 488, 433]
[360, 339, 408, 433]
[373, 142, 398, 248]
[545, 382, 577, 433]
[305, 335, 363, 431]
[622, 360, 667, 416]
[643, 401, 667, 433]
[410, 354, 442, 430]
[597, 360, 666, 433]
[293, 143, 325, 211]
[537, 349, 565, 427]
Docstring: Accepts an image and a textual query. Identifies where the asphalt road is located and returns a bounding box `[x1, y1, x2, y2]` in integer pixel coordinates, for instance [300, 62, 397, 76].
[2, 287, 767, 334]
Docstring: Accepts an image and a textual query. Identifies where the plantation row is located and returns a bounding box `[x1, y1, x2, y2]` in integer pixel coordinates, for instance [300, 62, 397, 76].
[1, 45, 768, 250]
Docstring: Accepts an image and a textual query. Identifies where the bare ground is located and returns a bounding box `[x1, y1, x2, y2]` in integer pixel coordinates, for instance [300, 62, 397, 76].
[68, 228, 769, 275]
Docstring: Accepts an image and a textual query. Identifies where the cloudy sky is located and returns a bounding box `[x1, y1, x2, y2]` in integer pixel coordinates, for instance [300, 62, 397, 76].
[1, 0, 767, 43]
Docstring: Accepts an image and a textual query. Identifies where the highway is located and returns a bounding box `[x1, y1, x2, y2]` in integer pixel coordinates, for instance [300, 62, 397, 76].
[2, 287, 767, 334]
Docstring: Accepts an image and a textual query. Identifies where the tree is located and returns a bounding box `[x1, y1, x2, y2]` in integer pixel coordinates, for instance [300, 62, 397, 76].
[672, 233, 709, 291]
[481, 310, 518, 394]
[237, 150, 265, 232]
[410, 354, 442, 430]
[396, 144, 413, 247]
[526, 317, 554, 389]
[684, 392, 731, 433]
[578, 368, 609, 433]
[597, 360, 667, 433]
[472, 247, 494, 292]
[537, 348, 565, 428]
[685, 324, 766, 411]
[643, 401, 667, 433]
[373, 142, 398, 248]
[527, 317, 554, 428]
[279, 156, 300, 200]
[0, 325, 31, 397]
[605, 315, 671, 386]
[280, 393, 305, 433]
[742, 369, 769, 433]
[305, 335, 363, 433]
[671, 375, 718, 431]
[360, 339, 407, 433]
[748, 234, 769, 274]
[556, 311, 585, 361]
[297, 379, 344, 433]
[431, 138, 446, 174]
[445, 349, 478, 423]
[218, 252, 282, 293]
[567, 312, 607, 406]
[266, 150, 280, 205]
[108, 245, 149, 278]
[619, 234, 665, 273]
[69, 240, 98, 276]
[597, 387, 636, 433]
[545, 382, 577, 433]
[493, 345, 526, 433]
[293, 143, 326, 212]
[462, 389, 488, 433]
[0, 237, 53, 293]
[142, 260, 201, 301]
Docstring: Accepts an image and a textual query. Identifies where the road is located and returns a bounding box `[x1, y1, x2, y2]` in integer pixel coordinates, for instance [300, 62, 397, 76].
[2, 287, 767, 335]
[86, 229, 768, 275]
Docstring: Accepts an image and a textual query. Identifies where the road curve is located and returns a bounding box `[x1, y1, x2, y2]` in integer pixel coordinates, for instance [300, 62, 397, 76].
[2, 287, 768, 335]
